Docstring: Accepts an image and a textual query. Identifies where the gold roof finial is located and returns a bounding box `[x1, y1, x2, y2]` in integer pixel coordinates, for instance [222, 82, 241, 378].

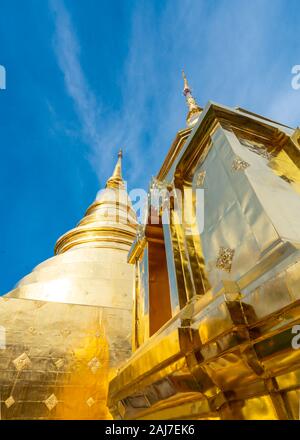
[106, 149, 125, 189]
[182, 70, 202, 127]
[182, 70, 191, 95]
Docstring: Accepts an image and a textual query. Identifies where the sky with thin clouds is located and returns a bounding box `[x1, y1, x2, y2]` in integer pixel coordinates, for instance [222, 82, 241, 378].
[0, 0, 299, 294]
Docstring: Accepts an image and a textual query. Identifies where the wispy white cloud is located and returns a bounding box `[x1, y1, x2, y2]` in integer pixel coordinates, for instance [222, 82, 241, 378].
[49, 0, 105, 174]
[97, 0, 300, 184]
[49, 0, 300, 189]
[49, 0, 156, 186]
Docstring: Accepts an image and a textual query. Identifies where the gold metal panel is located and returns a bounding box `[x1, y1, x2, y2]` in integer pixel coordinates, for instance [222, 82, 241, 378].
[109, 329, 182, 398]
[135, 395, 211, 420]
[276, 369, 300, 391]
[283, 390, 300, 420]
[109, 103, 300, 420]
[243, 272, 293, 320]
[195, 298, 233, 345]
[240, 396, 278, 420]
[0, 296, 129, 419]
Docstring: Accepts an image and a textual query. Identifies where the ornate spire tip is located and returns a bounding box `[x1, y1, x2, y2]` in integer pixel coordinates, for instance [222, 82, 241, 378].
[181, 70, 202, 127]
[106, 148, 124, 189]
[182, 69, 190, 96]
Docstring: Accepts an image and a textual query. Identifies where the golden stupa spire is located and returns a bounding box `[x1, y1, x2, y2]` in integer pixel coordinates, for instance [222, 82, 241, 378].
[182, 70, 202, 127]
[106, 149, 125, 189]
[53, 147, 135, 255]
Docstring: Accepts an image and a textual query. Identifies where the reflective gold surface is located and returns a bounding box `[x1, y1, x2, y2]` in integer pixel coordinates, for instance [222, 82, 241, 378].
[109, 102, 300, 420]
[0, 154, 137, 419]
[0, 297, 112, 419]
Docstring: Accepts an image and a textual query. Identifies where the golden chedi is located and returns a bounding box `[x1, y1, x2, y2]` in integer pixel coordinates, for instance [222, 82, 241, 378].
[8, 150, 136, 313]
[0, 151, 137, 419]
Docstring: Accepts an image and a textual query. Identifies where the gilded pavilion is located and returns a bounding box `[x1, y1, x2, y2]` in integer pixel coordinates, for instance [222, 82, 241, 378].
[1, 73, 300, 419]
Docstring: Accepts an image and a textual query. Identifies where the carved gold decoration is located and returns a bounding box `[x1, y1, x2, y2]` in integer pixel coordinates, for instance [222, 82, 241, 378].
[44, 394, 58, 411]
[60, 329, 71, 338]
[13, 352, 31, 371]
[196, 170, 206, 186]
[5, 396, 15, 409]
[232, 157, 250, 171]
[240, 138, 273, 160]
[55, 358, 64, 369]
[86, 397, 96, 407]
[28, 326, 37, 335]
[88, 357, 101, 374]
[216, 247, 235, 272]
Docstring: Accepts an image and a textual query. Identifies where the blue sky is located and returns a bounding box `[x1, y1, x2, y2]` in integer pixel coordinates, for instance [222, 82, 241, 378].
[0, 0, 299, 294]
